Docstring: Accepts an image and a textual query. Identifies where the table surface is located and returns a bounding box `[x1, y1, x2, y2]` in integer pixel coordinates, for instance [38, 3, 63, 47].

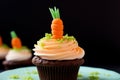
[0, 65, 120, 74]
[88, 65, 120, 74]
[0, 66, 120, 80]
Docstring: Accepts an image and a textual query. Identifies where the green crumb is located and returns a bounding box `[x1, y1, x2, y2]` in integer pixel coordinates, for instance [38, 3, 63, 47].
[40, 42, 45, 47]
[26, 71, 31, 74]
[2, 44, 9, 48]
[42, 33, 75, 42]
[90, 72, 100, 75]
[63, 34, 75, 41]
[13, 46, 30, 51]
[104, 73, 111, 77]
[56, 34, 75, 43]
[9, 74, 20, 79]
[37, 33, 76, 47]
[78, 73, 83, 79]
[57, 45, 61, 48]
[22, 76, 34, 80]
[26, 70, 38, 75]
[36, 40, 45, 48]
[56, 38, 64, 43]
[44, 33, 52, 39]
[13, 48, 21, 51]
[89, 72, 100, 80]
[31, 70, 38, 74]
[89, 75, 99, 80]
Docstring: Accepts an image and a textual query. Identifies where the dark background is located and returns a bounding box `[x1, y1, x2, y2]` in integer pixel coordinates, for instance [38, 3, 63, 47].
[0, 0, 120, 68]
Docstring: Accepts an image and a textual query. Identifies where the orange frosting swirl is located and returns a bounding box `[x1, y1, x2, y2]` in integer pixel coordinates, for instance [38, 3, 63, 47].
[33, 37, 85, 60]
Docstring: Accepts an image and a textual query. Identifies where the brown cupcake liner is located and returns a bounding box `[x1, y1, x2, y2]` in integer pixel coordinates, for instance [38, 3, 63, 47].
[0, 59, 5, 69]
[37, 63, 82, 80]
[32, 56, 84, 80]
[37, 65, 80, 80]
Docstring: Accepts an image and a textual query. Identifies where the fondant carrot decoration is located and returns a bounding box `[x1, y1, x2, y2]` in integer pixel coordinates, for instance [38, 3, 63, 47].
[49, 7, 64, 39]
[10, 31, 22, 49]
[0, 36, 3, 46]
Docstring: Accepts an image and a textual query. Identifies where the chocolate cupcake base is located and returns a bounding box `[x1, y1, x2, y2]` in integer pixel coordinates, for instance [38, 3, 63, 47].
[32, 56, 84, 80]
[2, 59, 33, 70]
[0, 59, 5, 70]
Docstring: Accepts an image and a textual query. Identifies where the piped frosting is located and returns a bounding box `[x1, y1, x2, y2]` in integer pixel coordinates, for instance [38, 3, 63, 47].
[6, 47, 32, 61]
[0, 45, 9, 59]
[33, 34, 85, 60]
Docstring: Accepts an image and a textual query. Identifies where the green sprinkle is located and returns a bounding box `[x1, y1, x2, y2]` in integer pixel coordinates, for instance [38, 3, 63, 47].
[26, 71, 31, 74]
[57, 45, 61, 48]
[26, 70, 38, 75]
[31, 70, 38, 74]
[56, 39, 64, 43]
[89, 72, 100, 80]
[78, 73, 83, 78]
[40, 42, 45, 47]
[23, 76, 34, 80]
[63, 34, 76, 41]
[45, 33, 52, 39]
[2, 44, 9, 48]
[90, 72, 100, 75]
[9, 74, 20, 79]
[45, 33, 75, 41]
[89, 75, 99, 80]
[36, 33, 76, 47]
[104, 73, 111, 77]
[39, 33, 76, 43]
[13, 46, 30, 51]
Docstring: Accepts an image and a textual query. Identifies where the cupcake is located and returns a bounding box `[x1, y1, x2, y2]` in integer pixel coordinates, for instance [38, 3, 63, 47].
[32, 7, 85, 80]
[0, 36, 10, 69]
[3, 31, 33, 70]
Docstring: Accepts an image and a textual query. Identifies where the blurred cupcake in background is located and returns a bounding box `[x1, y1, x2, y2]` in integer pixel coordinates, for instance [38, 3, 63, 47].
[3, 31, 33, 70]
[0, 35, 10, 69]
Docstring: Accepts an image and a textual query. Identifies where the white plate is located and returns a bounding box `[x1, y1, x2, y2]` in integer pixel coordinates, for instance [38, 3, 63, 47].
[0, 66, 120, 80]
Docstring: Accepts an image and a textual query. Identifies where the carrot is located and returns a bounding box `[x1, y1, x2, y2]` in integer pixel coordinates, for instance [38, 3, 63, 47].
[10, 31, 22, 49]
[49, 7, 64, 39]
[0, 36, 3, 46]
